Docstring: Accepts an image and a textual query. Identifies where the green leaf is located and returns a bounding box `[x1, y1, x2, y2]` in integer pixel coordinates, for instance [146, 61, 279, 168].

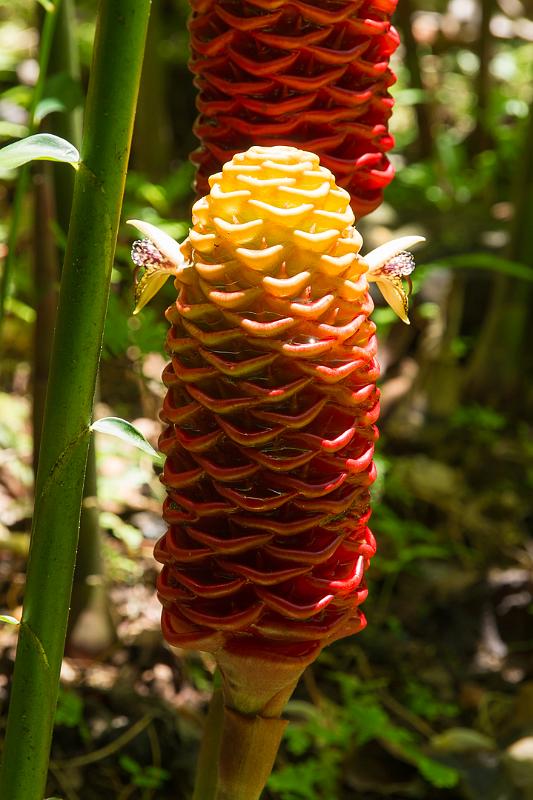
[431, 727, 496, 753]
[0, 85, 33, 107]
[421, 253, 533, 282]
[0, 134, 79, 171]
[35, 73, 84, 123]
[34, 98, 68, 123]
[0, 615, 19, 626]
[119, 755, 141, 775]
[91, 417, 162, 462]
[100, 511, 143, 551]
[55, 688, 84, 728]
[412, 754, 460, 789]
[5, 297, 37, 324]
[0, 125, 28, 151]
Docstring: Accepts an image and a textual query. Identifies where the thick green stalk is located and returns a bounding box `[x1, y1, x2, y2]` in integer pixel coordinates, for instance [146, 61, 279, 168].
[46, 0, 112, 649]
[0, 0, 62, 325]
[469, 0, 496, 153]
[193, 689, 288, 800]
[133, 0, 172, 179]
[33, 0, 78, 469]
[465, 86, 533, 403]
[395, 0, 433, 160]
[47, 0, 83, 235]
[193, 687, 225, 800]
[191, 651, 302, 800]
[215, 708, 287, 800]
[0, 2, 151, 798]
[32, 164, 58, 475]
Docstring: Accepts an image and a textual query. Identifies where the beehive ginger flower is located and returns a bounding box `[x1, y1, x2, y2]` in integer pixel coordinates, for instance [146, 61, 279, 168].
[129, 145, 423, 719]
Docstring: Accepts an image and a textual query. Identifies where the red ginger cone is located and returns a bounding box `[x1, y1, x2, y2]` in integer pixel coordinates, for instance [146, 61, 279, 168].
[129, 146, 422, 799]
[189, 0, 399, 218]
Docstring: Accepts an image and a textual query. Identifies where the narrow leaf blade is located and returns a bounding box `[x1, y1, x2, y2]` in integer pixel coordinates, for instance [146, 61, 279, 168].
[0, 134, 79, 171]
[421, 254, 533, 282]
[91, 417, 162, 462]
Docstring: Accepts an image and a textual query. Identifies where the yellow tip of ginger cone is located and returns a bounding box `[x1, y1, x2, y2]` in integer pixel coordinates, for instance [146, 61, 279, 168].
[130, 145, 423, 799]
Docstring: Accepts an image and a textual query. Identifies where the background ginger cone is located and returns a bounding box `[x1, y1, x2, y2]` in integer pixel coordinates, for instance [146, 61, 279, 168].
[150, 148, 379, 792]
[189, 0, 399, 218]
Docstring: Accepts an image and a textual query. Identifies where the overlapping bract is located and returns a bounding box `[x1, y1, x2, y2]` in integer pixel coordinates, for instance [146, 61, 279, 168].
[189, 0, 399, 218]
[155, 146, 379, 664]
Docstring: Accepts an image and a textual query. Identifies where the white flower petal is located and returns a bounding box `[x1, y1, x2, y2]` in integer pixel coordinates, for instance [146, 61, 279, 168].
[127, 219, 185, 267]
[133, 272, 174, 315]
[373, 276, 410, 324]
[364, 235, 425, 272]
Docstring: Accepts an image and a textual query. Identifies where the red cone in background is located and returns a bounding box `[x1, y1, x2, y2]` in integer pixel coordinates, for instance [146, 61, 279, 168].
[189, 0, 399, 218]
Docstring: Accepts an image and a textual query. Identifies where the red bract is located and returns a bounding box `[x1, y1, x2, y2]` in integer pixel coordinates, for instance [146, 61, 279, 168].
[189, 0, 399, 218]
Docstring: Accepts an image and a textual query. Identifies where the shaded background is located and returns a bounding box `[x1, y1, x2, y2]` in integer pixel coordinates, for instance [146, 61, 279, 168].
[0, 0, 532, 797]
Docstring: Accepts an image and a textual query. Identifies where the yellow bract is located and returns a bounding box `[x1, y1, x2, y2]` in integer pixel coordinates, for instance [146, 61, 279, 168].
[129, 147, 424, 322]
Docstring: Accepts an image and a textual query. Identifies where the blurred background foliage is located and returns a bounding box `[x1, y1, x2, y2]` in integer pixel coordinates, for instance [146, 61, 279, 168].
[0, 0, 532, 798]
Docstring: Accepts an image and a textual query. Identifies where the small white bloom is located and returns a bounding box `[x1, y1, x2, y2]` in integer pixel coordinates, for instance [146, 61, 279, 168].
[363, 235, 425, 324]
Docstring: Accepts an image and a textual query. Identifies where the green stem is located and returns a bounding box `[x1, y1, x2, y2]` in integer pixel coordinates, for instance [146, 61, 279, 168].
[0, 0, 63, 325]
[191, 649, 308, 800]
[193, 684, 288, 800]
[465, 80, 533, 402]
[193, 687, 225, 800]
[133, 0, 172, 179]
[48, 0, 83, 236]
[395, 0, 433, 160]
[215, 708, 288, 800]
[0, 2, 150, 797]
[469, 0, 496, 153]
